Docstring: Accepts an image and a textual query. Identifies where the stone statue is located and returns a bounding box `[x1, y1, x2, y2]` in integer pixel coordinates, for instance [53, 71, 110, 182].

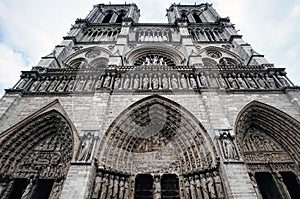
[75, 77, 85, 91]
[190, 74, 197, 88]
[133, 75, 140, 89]
[29, 79, 40, 91]
[171, 74, 179, 89]
[200, 72, 208, 87]
[100, 174, 109, 199]
[112, 176, 119, 198]
[84, 76, 94, 91]
[103, 73, 111, 88]
[118, 177, 125, 199]
[200, 174, 209, 199]
[217, 74, 227, 88]
[184, 177, 191, 198]
[57, 77, 67, 92]
[152, 74, 159, 89]
[107, 175, 114, 198]
[38, 77, 50, 91]
[189, 176, 197, 199]
[67, 77, 76, 91]
[123, 178, 130, 199]
[207, 173, 217, 199]
[77, 134, 93, 161]
[255, 74, 267, 88]
[180, 74, 188, 89]
[195, 175, 203, 199]
[92, 173, 102, 198]
[16, 77, 29, 89]
[48, 77, 59, 91]
[162, 74, 169, 89]
[246, 74, 257, 89]
[21, 178, 35, 199]
[153, 176, 161, 199]
[213, 171, 224, 199]
[222, 132, 237, 160]
[114, 76, 121, 89]
[94, 76, 102, 89]
[0, 181, 7, 197]
[142, 75, 149, 89]
[227, 74, 238, 89]
[265, 74, 276, 88]
[276, 72, 289, 87]
[123, 75, 130, 89]
[237, 74, 247, 89]
[209, 74, 218, 87]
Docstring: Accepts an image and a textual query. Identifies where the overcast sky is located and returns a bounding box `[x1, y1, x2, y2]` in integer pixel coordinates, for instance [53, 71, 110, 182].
[0, 0, 299, 97]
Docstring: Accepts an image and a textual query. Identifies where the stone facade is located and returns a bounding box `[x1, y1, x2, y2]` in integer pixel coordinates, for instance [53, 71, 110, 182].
[0, 2, 299, 199]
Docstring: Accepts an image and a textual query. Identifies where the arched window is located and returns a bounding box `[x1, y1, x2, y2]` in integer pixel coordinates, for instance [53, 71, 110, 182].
[193, 13, 202, 23]
[102, 13, 113, 23]
[116, 13, 125, 23]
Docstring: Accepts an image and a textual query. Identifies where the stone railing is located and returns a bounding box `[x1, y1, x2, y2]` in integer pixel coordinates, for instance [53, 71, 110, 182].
[9, 66, 293, 94]
[133, 25, 173, 42]
[81, 26, 121, 42]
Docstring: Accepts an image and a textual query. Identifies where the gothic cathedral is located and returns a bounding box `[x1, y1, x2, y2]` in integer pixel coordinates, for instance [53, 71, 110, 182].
[0, 3, 299, 199]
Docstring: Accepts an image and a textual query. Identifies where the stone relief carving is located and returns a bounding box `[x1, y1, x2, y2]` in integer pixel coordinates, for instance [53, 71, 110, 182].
[76, 132, 97, 162]
[216, 129, 239, 161]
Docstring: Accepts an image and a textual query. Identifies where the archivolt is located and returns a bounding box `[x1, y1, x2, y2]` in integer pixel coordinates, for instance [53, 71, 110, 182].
[99, 95, 218, 174]
[0, 110, 74, 179]
[235, 100, 300, 164]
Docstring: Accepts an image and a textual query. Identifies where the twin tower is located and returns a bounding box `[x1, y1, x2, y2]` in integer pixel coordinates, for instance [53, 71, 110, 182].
[0, 3, 299, 199]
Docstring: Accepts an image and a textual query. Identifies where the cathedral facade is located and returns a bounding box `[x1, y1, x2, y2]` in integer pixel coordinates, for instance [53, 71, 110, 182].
[0, 3, 299, 199]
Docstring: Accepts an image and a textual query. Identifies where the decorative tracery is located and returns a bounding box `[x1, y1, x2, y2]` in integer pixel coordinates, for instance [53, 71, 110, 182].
[134, 54, 175, 67]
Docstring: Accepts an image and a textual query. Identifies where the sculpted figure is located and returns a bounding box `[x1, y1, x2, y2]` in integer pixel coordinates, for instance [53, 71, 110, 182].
[162, 74, 169, 89]
[21, 179, 35, 199]
[222, 132, 237, 160]
[84, 76, 94, 91]
[207, 173, 217, 199]
[213, 171, 224, 199]
[184, 177, 191, 199]
[276, 72, 289, 87]
[75, 77, 85, 91]
[112, 176, 119, 198]
[195, 175, 203, 199]
[200, 174, 209, 199]
[255, 74, 267, 88]
[237, 74, 247, 89]
[218, 74, 227, 88]
[189, 176, 197, 199]
[152, 74, 159, 89]
[180, 74, 188, 89]
[16, 77, 29, 89]
[92, 173, 102, 198]
[114, 76, 121, 89]
[67, 77, 76, 91]
[103, 73, 111, 88]
[29, 79, 40, 91]
[171, 74, 179, 89]
[118, 177, 125, 199]
[123, 75, 130, 89]
[38, 77, 50, 91]
[190, 74, 197, 88]
[77, 134, 93, 161]
[133, 75, 140, 89]
[249, 173, 263, 199]
[142, 75, 149, 89]
[200, 72, 208, 87]
[48, 77, 59, 91]
[265, 74, 276, 88]
[100, 174, 109, 199]
[94, 76, 102, 89]
[123, 178, 130, 199]
[246, 74, 257, 88]
[227, 74, 238, 89]
[153, 176, 161, 199]
[106, 175, 114, 199]
[209, 73, 218, 87]
[57, 77, 67, 92]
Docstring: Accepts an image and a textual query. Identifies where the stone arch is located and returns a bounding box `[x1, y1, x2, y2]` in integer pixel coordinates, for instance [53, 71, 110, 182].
[125, 45, 185, 66]
[98, 95, 218, 174]
[199, 46, 243, 64]
[235, 100, 300, 198]
[0, 104, 76, 198]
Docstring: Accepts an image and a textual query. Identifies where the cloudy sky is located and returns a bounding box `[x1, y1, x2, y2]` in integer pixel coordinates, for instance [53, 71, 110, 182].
[0, 0, 299, 97]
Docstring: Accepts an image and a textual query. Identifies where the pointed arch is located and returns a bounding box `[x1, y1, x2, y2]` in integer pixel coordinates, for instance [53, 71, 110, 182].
[0, 100, 78, 179]
[98, 95, 218, 174]
[235, 100, 300, 166]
